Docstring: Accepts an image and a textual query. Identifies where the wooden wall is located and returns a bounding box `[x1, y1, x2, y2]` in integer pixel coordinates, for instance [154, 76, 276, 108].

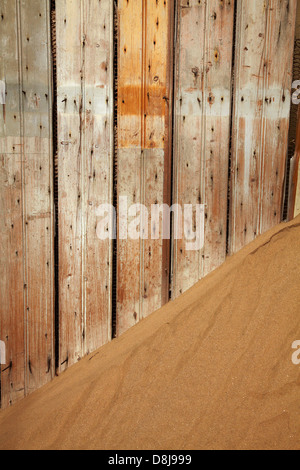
[0, 0, 297, 408]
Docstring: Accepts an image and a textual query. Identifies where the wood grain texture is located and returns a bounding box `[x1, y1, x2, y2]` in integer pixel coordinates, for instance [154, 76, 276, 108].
[288, 4, 300, 221]
[117, 0, 174, 336]
[295, 165, 300, 217]
[229, 0, 297, 254]
[289, 108, 300, 219]
[293, 5, 300, 219]
[172, 0, 235, 298]
[0, 0, 54, 408]
[56, 0, 114, 371]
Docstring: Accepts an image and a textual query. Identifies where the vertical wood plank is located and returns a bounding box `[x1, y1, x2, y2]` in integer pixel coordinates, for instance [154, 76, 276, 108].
[295, 165, 300, 217]
[21, 0, 54, 395]
[117, 0, 173, 336]
[172, 0, 235, 298]
[0, 0, 54, 407]
[84, 0, 114, 354]
[57, 0, 114, 371]
[143, 0, 174, 319]
[56, 0, 83, 371]
[0, 0, 25, 409]
[229, 0, 297, 254]
[289, 108, 300, 219]
[288, 4, 300, 221]
[117, 0, 143, 336]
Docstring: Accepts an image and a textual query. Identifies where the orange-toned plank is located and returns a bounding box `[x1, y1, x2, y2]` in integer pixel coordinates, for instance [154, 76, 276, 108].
[117, 0, 145, 336]
[143, 0, 174, 318]
[117, 0, 173, 336]
[57, 0, 114, 371]
[229, 0, 297, 253]
[172, 0, 235, 298]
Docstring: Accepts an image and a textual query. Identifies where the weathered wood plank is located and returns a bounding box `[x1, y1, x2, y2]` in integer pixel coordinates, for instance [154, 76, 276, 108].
[21, 0, 54, 395]
[0, 0, 54, 407]
[294, 2, 300, 219]
[0, 150, 25, 407]
[288, 4, 300, 221]
[84, 0, 114, 354]
[229, 0, 297, 254]
[117, 0, 173, 336]
[143, 0, 173, 319]
[57, 0, 114, 370]
[0, 0, 25, 409]
[172, 0, 234, 298]
[289, 108, 300, 219]
[116, 0, 143, 337]
[56, 0, 83, 371]
[295, 165, 300, 217]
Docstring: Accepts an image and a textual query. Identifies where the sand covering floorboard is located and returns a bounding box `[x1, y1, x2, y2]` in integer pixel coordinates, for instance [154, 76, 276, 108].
[1, 217, 300, 450]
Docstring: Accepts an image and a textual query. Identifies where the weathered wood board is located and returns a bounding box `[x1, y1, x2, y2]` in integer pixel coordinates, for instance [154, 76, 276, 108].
[56, 0, 114, 371]
[0, 0, 54, 408]
[289, 108, 300, 219]
[295, 166, 300, 217]
[172, 0, 235, 298]
[288, 3, 300, 220]
[293, 5, 300, 219]
[229, 0, 297, 254]
[116, 0, 174, 336]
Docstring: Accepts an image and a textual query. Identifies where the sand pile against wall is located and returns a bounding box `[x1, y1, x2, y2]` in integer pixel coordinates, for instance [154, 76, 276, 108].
[1, 217, 300, 450]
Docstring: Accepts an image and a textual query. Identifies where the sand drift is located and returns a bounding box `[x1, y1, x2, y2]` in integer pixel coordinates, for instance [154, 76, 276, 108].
[0, 217, 300, 450]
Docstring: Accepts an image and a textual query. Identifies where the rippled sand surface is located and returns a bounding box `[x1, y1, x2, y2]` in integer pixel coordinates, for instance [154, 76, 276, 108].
[0, 216, 300, 450]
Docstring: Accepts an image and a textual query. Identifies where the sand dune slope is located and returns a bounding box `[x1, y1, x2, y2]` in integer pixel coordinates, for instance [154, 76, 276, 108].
[0, 217, 300, 450]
